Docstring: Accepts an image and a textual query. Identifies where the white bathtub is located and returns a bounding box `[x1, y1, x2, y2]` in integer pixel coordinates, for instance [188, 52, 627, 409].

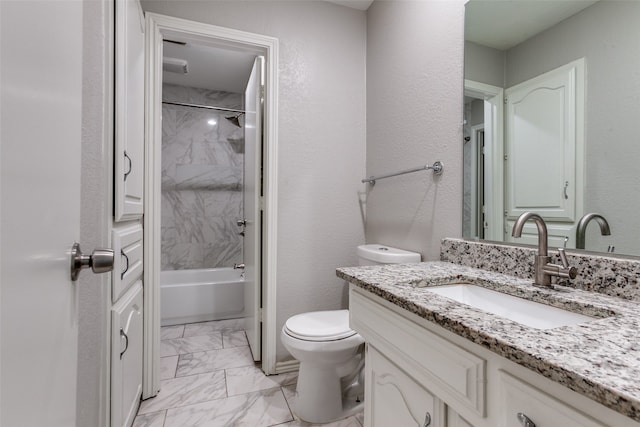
[160, 268, 245, 326]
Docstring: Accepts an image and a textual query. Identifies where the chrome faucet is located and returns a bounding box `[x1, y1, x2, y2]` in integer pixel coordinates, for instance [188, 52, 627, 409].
[576, 213, 611, 250]
[511, 212, 577, 288]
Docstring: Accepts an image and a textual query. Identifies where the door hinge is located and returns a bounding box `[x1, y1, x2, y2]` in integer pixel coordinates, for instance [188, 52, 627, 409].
[504, 154, 508, 161]
[504, 97, 508, 104]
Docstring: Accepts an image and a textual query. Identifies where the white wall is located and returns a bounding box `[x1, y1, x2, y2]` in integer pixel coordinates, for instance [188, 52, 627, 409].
[140, 0, 367, 363]
[365, 0, 465, 260]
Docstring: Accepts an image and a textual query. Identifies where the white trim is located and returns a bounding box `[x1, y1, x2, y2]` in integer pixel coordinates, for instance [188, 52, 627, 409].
[275, 359, 301, 375]
[469, 124, 484, 240]
[464, 80, 504, 242]
[143, 13, 280, 396]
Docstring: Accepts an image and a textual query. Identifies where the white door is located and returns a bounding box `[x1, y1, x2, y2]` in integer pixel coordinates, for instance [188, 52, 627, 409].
[1, 1, 83, 426]
[244, 57, 264, 361]
[505, 59, 584, 223]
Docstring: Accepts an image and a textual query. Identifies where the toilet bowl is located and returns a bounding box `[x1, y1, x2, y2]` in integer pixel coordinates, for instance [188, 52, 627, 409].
[281, 309, 364, 423]
[281, 244, 421, 423]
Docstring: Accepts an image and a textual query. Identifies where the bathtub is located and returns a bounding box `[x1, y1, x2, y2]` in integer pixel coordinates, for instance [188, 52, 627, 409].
[160, 268, 245, 326]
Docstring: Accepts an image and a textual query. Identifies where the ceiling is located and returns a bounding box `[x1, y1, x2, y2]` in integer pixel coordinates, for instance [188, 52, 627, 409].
[162, 41, 256, 93]
[326, 0, 374, 10]
[465, 0, 599, 50]
[162, 0, 373, 93]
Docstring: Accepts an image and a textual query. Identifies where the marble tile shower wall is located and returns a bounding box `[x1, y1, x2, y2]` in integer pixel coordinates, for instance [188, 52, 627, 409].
[441, 238, 640, 301]
[161, 84, 245, 270]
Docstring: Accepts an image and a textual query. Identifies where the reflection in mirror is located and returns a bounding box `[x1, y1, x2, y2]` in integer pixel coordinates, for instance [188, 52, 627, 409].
[463, 0, 640, 257]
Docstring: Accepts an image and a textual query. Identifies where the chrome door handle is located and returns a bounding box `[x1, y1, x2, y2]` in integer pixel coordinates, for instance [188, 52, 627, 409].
[70, 242, 114, 281]
[120, 328, 129, 359]
[233, 263, 245, 270]
[237, 219, 247, 227]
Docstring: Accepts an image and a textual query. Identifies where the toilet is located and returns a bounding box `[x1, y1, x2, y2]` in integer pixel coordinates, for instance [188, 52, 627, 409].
[281, 244, 421, 423]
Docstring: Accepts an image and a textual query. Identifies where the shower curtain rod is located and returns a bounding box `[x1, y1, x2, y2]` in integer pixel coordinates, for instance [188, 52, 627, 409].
[162, 100, 245, 114]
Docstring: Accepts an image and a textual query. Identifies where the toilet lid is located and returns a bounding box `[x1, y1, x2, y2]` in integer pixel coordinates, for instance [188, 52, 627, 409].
[284, 310, 357, 341]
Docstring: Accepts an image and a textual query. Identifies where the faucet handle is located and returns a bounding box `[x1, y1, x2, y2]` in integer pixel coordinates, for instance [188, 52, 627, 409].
[558, 248, 570, 268]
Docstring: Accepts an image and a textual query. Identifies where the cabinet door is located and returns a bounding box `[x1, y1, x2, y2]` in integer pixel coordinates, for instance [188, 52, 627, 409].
[112, 282, 143, 427]
[112, 223, 143, 302]
[505, 59, 583, 223]
[499, 370, 605, 427]
[114, 0, 144, 221]
[366, 345, 443, 427]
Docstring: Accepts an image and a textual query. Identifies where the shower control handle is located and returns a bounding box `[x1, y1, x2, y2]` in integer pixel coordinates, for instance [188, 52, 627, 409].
[233, 263, 245, 270]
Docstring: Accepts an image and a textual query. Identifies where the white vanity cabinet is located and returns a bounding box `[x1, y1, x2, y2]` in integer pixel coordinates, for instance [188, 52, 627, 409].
[349, 286, 640, 427]
[498, 371, 605, 427]
[367, 345, 444, 427]
[111, 281, 144, 427]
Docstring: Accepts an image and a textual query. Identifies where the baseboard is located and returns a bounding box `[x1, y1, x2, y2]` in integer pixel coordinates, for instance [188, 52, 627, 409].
[274, 359, 300, 374]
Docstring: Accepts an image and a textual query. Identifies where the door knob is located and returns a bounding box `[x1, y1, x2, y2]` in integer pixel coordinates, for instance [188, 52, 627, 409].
[70, 242, 114, 281]
[237, 219, 247, 227]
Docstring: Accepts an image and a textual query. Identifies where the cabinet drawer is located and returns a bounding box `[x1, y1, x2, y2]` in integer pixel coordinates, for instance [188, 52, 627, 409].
[367, 345, 443, 427]
[499, 370, 605, 427]
[112, 223, 143, 302]
[350, 289, 486, 416]
[112, 281, 143, 427]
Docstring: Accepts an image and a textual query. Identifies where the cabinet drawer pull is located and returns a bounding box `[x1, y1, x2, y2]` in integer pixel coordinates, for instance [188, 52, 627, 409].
[120, 250, 129, 280]
[120, 328, 129, 360]
[517, 412, 536, 427]
[123, 151, 132, 181]
[423, 411, 431, 427]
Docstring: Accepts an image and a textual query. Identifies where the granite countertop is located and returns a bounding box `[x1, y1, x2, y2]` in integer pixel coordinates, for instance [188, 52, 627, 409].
[336, 261, 640, 422]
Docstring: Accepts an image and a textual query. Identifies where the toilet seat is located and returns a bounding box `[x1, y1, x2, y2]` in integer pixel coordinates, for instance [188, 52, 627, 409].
[284, 310, 356, 342]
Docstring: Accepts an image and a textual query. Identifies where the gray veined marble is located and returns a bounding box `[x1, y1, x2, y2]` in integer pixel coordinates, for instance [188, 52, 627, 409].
[163, 388, 293, 427]
[160, 356, 178, 380]
[161, 324, 185, 340]
[132, 411, 166, 427]
[222, 330, 249, 348]
[176, 346, 254, 377]
[183, 318, 245, 337]
[337, 258, 640, 422]
[160, 333, 223, 357]
[226, 366, 298, 397]
[161, 83, 244, 271]
[138, 370, 227, 415]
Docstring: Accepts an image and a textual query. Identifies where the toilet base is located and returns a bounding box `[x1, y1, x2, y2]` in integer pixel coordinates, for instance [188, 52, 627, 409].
[293, 362, 364, 424]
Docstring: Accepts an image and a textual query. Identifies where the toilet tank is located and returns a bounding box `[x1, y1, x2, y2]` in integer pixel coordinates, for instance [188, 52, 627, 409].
[357, 244, 421, 266]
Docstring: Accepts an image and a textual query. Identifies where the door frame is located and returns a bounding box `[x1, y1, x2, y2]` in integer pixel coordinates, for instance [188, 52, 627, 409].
[464, 79, 504, 242]
[143, 13, 280, 397]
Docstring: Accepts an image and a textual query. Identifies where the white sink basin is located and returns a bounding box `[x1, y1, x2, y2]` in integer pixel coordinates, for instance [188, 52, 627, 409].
[424, 284, 594, 329]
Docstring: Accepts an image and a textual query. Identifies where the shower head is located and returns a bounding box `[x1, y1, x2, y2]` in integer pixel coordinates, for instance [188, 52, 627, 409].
[225, 112, 244, 128]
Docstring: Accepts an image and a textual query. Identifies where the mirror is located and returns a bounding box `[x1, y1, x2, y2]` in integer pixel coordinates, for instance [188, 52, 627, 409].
[463, 0, 640, 257]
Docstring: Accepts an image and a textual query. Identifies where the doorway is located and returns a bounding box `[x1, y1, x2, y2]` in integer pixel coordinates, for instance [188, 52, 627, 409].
[464, 80, 504, 242]
[144, 13, 280, 399]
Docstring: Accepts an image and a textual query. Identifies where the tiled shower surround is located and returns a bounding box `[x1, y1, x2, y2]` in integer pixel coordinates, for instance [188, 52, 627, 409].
[161, 84, 245, 270]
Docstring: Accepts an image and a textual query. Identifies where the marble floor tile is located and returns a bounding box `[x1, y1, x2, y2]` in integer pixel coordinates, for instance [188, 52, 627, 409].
[183, 318, 245, 337]
[160, 356, 178, 380]
[223, 330, 248, 348]
[138, 370, 227, 415]
[132, 410, 166, 427]
[176, 346, 254, 377]
[226, 366, 298, 396]
[355, 412, 364, 426]
[160, 333, 223, 357]
[161, 324, 185, 340]
[277, 414, 364, 427]
[281, 384, 364, 427]
[164, 388, 293, 427]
